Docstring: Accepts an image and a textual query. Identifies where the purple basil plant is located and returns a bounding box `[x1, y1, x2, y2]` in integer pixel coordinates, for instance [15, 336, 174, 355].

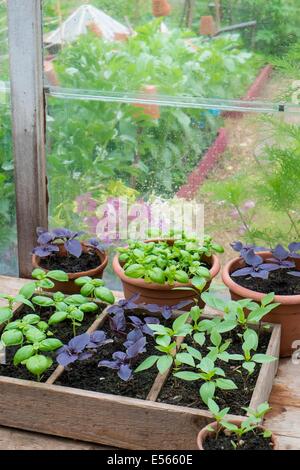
[231, 241, 300, 280]
[98, 336, 147, 381]
[56, 331, 111, 366]
[33, 227, 85, 258]
[142, 300, 193, 320]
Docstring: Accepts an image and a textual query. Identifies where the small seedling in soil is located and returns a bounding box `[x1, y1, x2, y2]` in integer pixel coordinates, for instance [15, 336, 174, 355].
[74, 276, 115, 304]
[19, 268, 68, 299]
[56, 331, 111, 366]
[33, 227, 85, 258]
[205, 402, 273, 450]
[1, 312, 62, 381]
[99, 336, 147, 381]
[1, 313, 52, 347]
[0, 292, 34, 326]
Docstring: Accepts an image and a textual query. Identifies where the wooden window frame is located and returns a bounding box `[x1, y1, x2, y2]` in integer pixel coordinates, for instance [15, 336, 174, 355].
[7, 0, 47, 277]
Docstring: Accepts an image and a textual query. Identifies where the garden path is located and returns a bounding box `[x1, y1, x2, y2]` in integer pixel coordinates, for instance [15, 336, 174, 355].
[0, 275, 299, 450]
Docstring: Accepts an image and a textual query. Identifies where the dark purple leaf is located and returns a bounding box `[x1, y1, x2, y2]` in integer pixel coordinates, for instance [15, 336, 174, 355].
[260, 263, 281, 272]
[128, 316, 143, 328]
[288, 242, 300, 253]
[126, 336, 147, 359]
[142, 303, 162, 313]
[109, 312, 126, 333]
[98, 359, 119, 369]
[174, 299, 193, 310]
[65, 239, 82, 257]
[52, 228, 72, 239]
[231, 267, 254, 277]
[272, 244, 289, 262]
[118, 364, 132, 381]
[78, 352, 93, 361]
[251, 270, 269, 280]
[32, 244, 59, 257]
[124, 328, 144, 348]
[69, 333, 90, 353]
[37, 231, 54, 245]
[56, 351, 78, 366]
[244, 249, 263, 267]
[112, 351, 127, 362]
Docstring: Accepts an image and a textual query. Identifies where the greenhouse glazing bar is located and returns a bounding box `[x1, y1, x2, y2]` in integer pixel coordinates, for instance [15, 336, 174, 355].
[7, 0, 48, 278]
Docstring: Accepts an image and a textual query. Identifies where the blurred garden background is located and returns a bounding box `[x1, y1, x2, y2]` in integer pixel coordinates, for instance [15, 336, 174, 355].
[1, 0, 300, 277]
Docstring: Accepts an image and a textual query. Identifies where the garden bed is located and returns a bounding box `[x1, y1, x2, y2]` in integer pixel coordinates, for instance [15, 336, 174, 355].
[0, 299, 280, 450]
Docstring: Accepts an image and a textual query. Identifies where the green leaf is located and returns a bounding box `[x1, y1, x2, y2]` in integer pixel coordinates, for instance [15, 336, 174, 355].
[215, 378, 237, 390]
[71, 309, 84, 322]
[32, 296, 55, 307]
[199, 357, 214, 373]
[252, 354, 277, 363]
[210, 329, 222, 347]
[196, 267, 211, 279]
[47, 270, 69, 282]
[19, 282, 36, 299]
[156, 335, 171, 347]
[175, 352, 195, 367]
[94, 286, 115, 304]
[174, 371, 201, 381]
[65, 294, 88, 305]
[14, 295, 35, 310]
[172, 312, 190, 333]
[39, 338, 63, 351]
[79, 302, 98, 312]
[25, 326, 46, 343]
[135, 355, 159, 372]
[201, 292, 226, 311]
[74, 276, 92, 286]
[37, 279, 55, 289]
[174, 270, 189, 284]
[31, 268, 46, 280]
[125, 264, 145, 279]
[149, 267, 165, 284]
[1, 329, 23, 346]
[0, 307, 13, 325]
[157, 355, 173, 374]
[48, 311, 68, 325]
[13, 345, 34, 365]
[242, 361, 256, 374]
[216, 320, 237, 333]
[189, 305, 201, 322]
[22, 314, 40, 325]
[186, 345, 202, 360]
[207, 398, 220, 415]
[228, 353, 244, 361]
[80, 283, 95, 297]
[148, 324, 170, 335]
[25, 355, 52, 377]
[261, 292, 275, 307]
[193, 332, 206, 346]
[53, 292, 65, 302]
[200, 381, 216, 404]
[191, 276, 207, 292]
[37, 321, 48, 332]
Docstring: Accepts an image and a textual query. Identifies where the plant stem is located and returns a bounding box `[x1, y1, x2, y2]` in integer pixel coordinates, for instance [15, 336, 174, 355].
[234, 205, 254, 241]
[72, 321, 76, 337]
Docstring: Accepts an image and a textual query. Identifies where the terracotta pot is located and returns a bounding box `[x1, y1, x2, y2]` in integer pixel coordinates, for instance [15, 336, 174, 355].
[113, 239, 220, 307]
[222, 252, 300, 357]
[32, 243, 108, 294]
[152, 0, 171, 17]
[199, 16, 216, 36]
[133, 85, 160, 120]
[197, 418, 279, 450]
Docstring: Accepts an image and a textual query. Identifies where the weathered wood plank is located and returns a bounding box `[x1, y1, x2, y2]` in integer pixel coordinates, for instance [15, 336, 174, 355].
[0, 377, 214, 450]
[249, 324, 281, 410]
[7, 1, 48, 277]
[264, 404, 300, 438]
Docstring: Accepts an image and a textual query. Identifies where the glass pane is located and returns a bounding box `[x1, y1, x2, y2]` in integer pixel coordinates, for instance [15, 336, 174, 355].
[0, 1, 18, 275]
[43, 0, 300, 103]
